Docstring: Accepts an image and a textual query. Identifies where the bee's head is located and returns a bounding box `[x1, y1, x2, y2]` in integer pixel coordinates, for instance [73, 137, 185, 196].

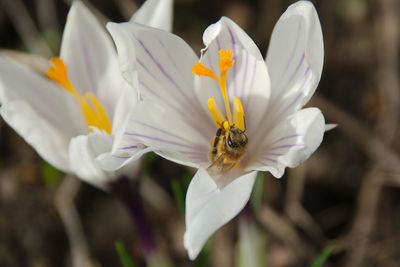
[226, 127, 248, 149]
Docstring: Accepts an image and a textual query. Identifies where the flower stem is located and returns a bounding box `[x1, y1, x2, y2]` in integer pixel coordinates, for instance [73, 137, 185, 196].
[108, 176, 155, 260]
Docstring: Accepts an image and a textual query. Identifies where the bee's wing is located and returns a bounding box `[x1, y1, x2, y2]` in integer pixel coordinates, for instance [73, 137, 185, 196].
[206, 153, 236, 176]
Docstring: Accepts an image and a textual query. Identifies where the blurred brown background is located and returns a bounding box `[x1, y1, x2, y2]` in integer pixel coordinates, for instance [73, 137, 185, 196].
[0, 0, 400, 266]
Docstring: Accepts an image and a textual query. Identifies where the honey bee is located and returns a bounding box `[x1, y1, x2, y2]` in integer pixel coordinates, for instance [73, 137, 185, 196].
[207, 122, 248, 175]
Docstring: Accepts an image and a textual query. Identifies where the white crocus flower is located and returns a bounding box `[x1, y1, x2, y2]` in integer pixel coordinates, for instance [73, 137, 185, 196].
[106, 1, 324, 259]
[0, 0, 173, 189]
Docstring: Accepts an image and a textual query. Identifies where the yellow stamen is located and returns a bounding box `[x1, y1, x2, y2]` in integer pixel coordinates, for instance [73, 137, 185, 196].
[46, 57, 112, 134]
[192, 49, 239, 125]
[233, 96, 245, 131]
[85, 92, 112, 133]
[223, 121, 230, 132]
[208, 97, 226, 128]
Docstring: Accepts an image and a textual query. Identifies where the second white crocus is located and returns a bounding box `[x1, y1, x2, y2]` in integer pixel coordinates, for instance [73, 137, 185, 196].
[105, 1, 325, 259]
[0, 0, 173, 189]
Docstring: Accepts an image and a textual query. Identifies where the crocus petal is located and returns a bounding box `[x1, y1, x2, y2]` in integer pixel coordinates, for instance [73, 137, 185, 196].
[130, 0, 173, 32]
[69, 132, 116, 189]
[60, 1, 125, 118]
[184, 168, 257, 260]
[248, 107, 325, 177]
[202, 17, 263, 61]
[0, 49, 50, 76]
[111, 80, 139, 136]
[266, 1, 323, 114]
[107, 21, 199, 109]
[108, 21, 215, 151]
[0, 56, 87, 138]
[1, 101, 71, 172]
[111, 99, 210, 169]
[96, 145, 151, 172]
[325, 123, 337, 131]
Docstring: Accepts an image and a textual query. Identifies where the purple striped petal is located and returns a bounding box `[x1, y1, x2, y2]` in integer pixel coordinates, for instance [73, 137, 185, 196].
[246, 108, 325, 178]
[266, 1, 324, 112]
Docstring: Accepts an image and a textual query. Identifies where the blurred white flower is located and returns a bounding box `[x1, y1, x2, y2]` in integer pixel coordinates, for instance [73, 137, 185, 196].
[105, 0, 324, 259]
[235, 212, 266, 267]
[0, 0, 173, 189]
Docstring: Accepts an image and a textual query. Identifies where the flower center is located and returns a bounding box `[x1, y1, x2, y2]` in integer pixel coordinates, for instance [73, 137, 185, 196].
[46, 57, 112, 134]
[192, 49, 245, 131]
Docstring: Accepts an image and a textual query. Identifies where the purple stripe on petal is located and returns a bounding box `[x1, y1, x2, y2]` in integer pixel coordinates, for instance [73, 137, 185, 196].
[179, 150, 208, 162]
[260, 157, 278, 163]
[80, 39, 96, 94]
[244, 57, 258, 116]
[227, 25, 237, 94]
[125, 132, 196, 149]
[269, 134, 301, 147]
[138, 80, 189, 120]
[139, 81, 210, 144]
[206, 48, 213, 68]
[158, 38, 192, 89]
[278, 67, 312, 116]
[287, 53, 305, 86]
[268, 143, 305, 151]
[137, 58, 158, 82]
[273, 22, 302, 92]
[240, 50, 249, 98]
[178, 150, 205, 156]
[131, 120, 194, 145]
[264, 152, 284, 157]
[216, 36, 221, 50]
[135, 37, 188, 100]
[119, 145, 138, 150]
[112, 155, 131, 159]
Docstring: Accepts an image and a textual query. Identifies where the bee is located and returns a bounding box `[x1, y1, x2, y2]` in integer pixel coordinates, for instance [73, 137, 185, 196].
[207, 122, 248, 175]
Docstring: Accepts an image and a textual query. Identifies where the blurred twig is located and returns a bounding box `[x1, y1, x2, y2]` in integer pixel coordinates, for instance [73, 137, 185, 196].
[311, 94, 400, 170]
[55, 175, 94, 267]
[339, 0, 400, 265]
[341, 168, 383, 266]
[35, 0, 59, 32]
[284, 163, 325, 244]
[1, 0, 53, 57]
[259, 205, 314, 263]
[374, 0, 399, 141]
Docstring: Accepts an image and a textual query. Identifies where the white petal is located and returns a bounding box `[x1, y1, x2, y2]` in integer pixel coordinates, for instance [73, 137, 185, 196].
[107, 21, 199, 110]
[96, 146, 151, 172]
[184, 168, 257, 260]
[325, 123, 337, 131]
[69, 132, 116, 189]
[0, 49, 50, 76]
[108, 99, 210, 169]
[202, 17, 263, 61]
[1, 101, 71, 172]
[107, 22, 215, 165]
[111, 81, 139, 136]
[248, 107, 325, 177]
[236, 218, 266, 267]
[60, 1, 125, 119]
[266, 1, 323, 114]
[0, 55, 87, 137]
[130, 0, 173, 32]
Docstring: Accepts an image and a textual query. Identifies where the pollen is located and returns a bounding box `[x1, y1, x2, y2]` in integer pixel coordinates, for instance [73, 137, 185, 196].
[192, 49, 244, 131]
[47, 57, 112, 134]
